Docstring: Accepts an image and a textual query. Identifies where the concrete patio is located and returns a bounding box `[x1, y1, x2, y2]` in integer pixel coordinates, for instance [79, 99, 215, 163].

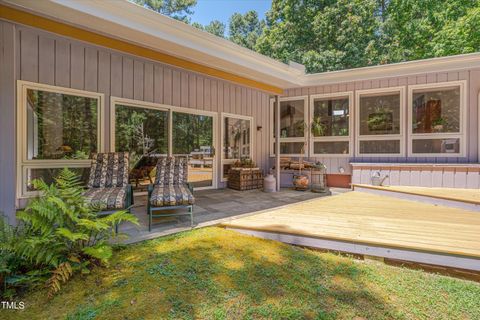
[118, 188, 339, 243]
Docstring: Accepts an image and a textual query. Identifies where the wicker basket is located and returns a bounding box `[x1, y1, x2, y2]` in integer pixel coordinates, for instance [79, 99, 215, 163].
[228, 168, 263, 191]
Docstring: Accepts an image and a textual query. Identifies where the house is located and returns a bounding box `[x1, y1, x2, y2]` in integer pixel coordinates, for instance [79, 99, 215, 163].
[1, 0, 480, 226]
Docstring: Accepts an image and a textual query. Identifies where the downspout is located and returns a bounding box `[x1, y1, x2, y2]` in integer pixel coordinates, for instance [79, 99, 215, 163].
[275, 95, 281, 191]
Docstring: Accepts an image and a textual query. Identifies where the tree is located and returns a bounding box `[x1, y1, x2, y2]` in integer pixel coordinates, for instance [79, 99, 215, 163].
[229, 11, 265, 50]
[382, 0, 479, 62]
[256, 0, 382, 73]
[193, 20, 226, 38]
[132, 0, 197, 22]
[432, 7, 480, 56]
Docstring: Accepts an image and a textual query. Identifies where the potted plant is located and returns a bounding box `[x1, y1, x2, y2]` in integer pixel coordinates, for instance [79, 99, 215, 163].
[311, 117, 326, 136]
[432, 117, 447, 132]
[367, 105, 393, 132]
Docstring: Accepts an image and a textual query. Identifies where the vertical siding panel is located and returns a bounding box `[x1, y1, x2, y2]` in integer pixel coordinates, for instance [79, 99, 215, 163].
[20, 30, 38, 82]
[426, 73, 436, 84]
[180, 72, 189, 107]
[84, 47, 98, 92]
[246, 89, 252, 117]
[110, 54, 122, 97]
[211, 80, 218, 112]
[241, 87, 247, 115]
[380, 79, 389, 88]
[229, 85, 235, 114]
[196, 77, 204, 109]
[70, 44, 85, 90]
[98, 51, 110, 95]
[466, 170, 479, 189]
[133, 60, 144, 101]
[54, 40, 70, 87]
[416, 74, 426, 84]
[454, 170, 467, 188]
[388, 78, 398, 87]
[38, 36, 55, 85]
[144, 63, 154, 102]
[371, 79, 380, 89]
[153, 65, 163, 104]
[163, 67, 172, 105]
[437, 73, 448, 82]
[447, 72, 459, 81]
[223, 83, 230, 113]
[397, 77, 407, 86]
[121, 57, 133, 99]
[204, 78, 211, 111]
[188, 73, 196, 109]
[172, 69, 180, 106]
[217, 82, 224, 111]
[432, 169, 443, 187]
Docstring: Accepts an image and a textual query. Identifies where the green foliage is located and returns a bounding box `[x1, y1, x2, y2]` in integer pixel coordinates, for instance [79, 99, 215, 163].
[132, 0, 197, 23]
[193, 20, 226, 38]
[0, 168, 138, 298]
[228, 11, 265, 50]
[256, 0, 480, 73]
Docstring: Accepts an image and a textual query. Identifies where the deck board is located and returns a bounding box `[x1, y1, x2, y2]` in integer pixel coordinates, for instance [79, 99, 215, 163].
[222, 191, 480, 258]
[353, 184, 480, 204]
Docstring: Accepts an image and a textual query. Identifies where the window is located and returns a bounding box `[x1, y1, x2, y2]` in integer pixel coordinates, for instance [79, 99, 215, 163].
[221, 113, 253, 180]
[355, 87, 405, 156]
[310, 92, 352, 156]
[270, 96, 308, 156]
[17, 81, 104, 197]
[409, 81, 466, 156]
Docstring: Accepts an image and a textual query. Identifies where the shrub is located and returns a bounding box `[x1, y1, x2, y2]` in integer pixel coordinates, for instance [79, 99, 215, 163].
[0, 168, 138, 298]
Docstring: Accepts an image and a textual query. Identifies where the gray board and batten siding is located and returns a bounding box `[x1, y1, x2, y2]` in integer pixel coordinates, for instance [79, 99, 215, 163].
[0, 21, 272, 222]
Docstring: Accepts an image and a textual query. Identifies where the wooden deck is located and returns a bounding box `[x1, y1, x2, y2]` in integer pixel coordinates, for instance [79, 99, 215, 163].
[352, 184, 480, 205]
[222, 191, 480, 270]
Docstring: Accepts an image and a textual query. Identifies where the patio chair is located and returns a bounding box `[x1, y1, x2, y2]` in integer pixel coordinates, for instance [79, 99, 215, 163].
[147, 156, 194, 231]
[83, 152, 134, 231]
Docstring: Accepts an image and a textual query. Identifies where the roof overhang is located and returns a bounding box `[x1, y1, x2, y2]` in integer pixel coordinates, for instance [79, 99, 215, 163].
[1, 0, 480, 93]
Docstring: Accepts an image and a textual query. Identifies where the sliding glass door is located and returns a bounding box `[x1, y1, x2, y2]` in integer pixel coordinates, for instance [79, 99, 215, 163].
[112, 99, 217, 190]
[172, 111, 215, 188]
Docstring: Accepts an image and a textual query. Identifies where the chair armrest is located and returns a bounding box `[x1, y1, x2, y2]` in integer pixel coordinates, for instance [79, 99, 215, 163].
[187, 182, 194, 193]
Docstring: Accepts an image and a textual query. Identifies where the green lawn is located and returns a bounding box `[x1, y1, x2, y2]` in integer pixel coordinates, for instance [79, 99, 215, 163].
[3, 227, 480, 320]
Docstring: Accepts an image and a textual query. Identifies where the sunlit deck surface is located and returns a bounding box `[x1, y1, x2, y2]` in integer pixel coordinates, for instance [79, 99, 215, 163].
[222, 191, 480, 270]
[352, 184, 480, 205]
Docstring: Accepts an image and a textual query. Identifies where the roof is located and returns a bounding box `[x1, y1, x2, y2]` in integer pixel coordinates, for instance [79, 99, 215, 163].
[2, 0, 480, 93]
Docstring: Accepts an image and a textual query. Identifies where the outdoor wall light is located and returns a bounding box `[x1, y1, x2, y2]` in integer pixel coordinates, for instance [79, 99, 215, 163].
[257, 126, 262, 131]
[338, 166, 345, 173]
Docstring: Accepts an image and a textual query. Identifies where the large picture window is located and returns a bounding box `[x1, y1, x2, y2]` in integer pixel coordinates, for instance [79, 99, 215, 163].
[270, 96, 308, 156]
[408, 81, 466, 156]
[221, 113, 253, 180]
[18, 81, 104, 197]
[310, 92, 352, 156]
[355, 87, 404, 156]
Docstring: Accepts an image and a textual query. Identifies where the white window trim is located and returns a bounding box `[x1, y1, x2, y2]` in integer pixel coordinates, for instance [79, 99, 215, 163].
[220, 112, 254, 182]
[110, 96, 218, 190]
[269, 96, 308, 157]
[309, 92, 353, 158]
[407, 80, 467, 157]
[355, 86, 406, 157]
[17, 80, 105, 198]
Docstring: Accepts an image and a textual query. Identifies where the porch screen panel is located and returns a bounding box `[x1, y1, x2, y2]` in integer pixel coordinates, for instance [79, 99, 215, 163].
[172, 112, 214, 188]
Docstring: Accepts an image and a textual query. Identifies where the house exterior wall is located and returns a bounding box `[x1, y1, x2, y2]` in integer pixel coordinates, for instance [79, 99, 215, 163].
[0, 21, 272, 222]
[281, 68, 480, 176]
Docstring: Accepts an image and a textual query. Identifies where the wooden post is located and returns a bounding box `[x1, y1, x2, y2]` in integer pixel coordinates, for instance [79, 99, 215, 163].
[275, 95, 281, 191]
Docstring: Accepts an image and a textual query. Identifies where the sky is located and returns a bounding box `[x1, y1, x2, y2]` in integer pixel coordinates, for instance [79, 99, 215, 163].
[191, 0, 272, 26]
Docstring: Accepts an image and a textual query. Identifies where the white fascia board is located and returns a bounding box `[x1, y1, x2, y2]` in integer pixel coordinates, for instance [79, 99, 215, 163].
[301, 53, 480, 87]
[5, 0, 303, 88]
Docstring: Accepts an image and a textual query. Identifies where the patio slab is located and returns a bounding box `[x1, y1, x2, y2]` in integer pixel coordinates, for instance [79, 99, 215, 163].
[118, 187, 344, 243]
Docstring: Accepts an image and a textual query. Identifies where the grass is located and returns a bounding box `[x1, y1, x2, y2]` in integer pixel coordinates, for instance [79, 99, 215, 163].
[2, 227, 480, 320]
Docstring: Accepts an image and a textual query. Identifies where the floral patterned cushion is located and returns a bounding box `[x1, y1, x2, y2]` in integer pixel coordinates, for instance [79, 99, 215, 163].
[150, 184, 195, 207]
[83, 187, 127, 210]
[154, 156, 188, 186]
[87, 152, 129, 188]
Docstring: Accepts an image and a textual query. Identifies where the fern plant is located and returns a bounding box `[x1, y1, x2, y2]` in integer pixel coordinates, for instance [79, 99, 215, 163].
[1, 168, 138, 298]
